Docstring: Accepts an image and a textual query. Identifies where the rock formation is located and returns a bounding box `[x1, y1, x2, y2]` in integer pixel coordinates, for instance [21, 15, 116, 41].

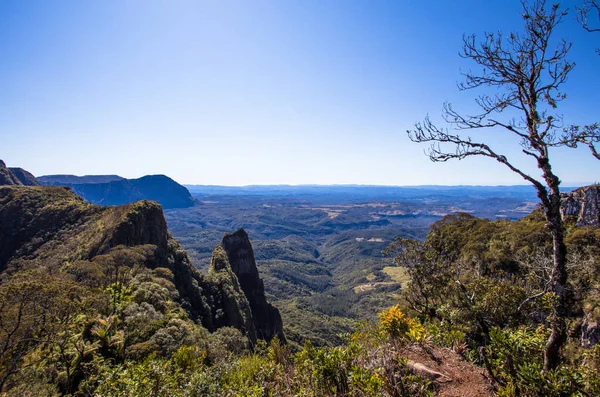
[207, 246, 257, 343]
[561, 185, 600, 227]
[222, 229, 286, 343]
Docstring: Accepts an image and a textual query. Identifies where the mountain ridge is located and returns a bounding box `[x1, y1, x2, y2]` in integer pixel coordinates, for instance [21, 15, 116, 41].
[39, 173, 194, 209]
[0, 185, 282, 345]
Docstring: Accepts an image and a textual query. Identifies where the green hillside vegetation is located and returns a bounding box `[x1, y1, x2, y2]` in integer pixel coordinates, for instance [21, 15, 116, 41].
[2, 181, 600, 395]
[0, 186, 282, 395]
[386, 212, 600, 395]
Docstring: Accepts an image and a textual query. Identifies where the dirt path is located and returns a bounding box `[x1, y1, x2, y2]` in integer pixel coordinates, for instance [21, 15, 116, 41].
[400, 345, 496, 397]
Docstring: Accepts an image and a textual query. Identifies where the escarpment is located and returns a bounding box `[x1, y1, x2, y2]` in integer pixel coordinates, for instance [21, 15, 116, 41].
[0, 185, 279, 344]
[222, 228, 286, 343]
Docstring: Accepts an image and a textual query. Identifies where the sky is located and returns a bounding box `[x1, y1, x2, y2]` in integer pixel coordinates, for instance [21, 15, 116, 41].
[1, 0, 599, 186]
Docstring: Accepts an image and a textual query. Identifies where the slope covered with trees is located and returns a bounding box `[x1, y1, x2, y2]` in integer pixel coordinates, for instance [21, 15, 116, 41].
[0, 184, 282, 394]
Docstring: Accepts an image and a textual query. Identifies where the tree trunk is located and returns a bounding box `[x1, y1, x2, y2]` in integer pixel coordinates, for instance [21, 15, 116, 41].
[541, 177, 569, 371]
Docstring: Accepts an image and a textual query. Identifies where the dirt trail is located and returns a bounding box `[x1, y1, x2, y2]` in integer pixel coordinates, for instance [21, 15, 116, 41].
[400, 345, 495, 397]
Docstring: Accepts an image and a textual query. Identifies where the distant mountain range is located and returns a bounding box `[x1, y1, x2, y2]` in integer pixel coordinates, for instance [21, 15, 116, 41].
[185, 184, 577, 204]
[39, 174, 195, 209]
[38, 174, 125, 184]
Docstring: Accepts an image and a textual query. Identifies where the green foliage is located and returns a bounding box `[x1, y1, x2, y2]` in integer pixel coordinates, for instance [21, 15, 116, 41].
[387, 211, 600, 395]
[484, 326, 600, 397]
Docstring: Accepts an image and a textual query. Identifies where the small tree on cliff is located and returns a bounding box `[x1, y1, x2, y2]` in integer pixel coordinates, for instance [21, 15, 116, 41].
[407, 0, 577, 370]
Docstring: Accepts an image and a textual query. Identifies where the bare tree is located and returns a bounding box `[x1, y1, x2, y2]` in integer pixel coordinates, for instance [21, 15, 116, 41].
[559, 1, 600, 157]
[407, 0, 575, 371]
[561, 123, 600, 159]
[554, 0, 600, 161]
[577, 0, 600, 37]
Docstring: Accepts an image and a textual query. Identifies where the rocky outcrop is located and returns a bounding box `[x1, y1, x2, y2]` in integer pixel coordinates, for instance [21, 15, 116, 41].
[39, 174, 194, 209]
[207, 246, 257, 343]
[0, 160, 22, 186]
[561, 185, 600, 227]
[222, 229, 286, 343]
[103, 201, 169, 256]
[9, 167, 40, 186]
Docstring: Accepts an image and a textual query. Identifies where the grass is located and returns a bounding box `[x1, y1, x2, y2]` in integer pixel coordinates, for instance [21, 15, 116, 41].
[382, 266, 410, 287]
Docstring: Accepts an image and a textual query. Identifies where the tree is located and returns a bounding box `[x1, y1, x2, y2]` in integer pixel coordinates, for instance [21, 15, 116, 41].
[407, 0, 577, 370]
[577, 0, 600, 39]
[559, 1, 600, 158]
[561, 123, 600, 159]
[0, 272, 90, 392]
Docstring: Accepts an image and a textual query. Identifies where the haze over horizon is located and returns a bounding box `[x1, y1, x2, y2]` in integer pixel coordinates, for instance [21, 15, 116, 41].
[2, 0, 599, 186]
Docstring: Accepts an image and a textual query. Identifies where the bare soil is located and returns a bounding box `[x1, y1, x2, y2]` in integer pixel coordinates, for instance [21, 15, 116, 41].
[400, 345, 496, 397]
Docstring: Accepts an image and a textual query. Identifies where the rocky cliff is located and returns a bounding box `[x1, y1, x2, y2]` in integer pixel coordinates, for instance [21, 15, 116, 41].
[222, 229, 286, 343]
[0, 185, 276, 344]
[561, 185, 600, 227]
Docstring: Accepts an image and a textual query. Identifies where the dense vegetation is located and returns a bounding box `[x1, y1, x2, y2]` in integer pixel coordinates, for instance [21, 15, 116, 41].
[387, 211, 600, 395]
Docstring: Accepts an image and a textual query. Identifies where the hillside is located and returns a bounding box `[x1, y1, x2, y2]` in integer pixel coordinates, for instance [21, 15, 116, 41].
[0, 184, 283, 394]
[38, 173, 194, 209]
[0, 160, 22, 186]
[2, 181, 600, 395]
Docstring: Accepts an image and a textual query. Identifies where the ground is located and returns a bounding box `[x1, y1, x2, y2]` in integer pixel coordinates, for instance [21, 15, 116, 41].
[400, 345, 495, 397]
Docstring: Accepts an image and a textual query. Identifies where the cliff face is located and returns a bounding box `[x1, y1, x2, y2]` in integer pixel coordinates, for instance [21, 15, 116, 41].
[222, 229, 286, 343]
[207, 246, 257, 343]
[0, 185, 266, 343]
[38, 174, 194, 209]
[561, 185, 600, 227]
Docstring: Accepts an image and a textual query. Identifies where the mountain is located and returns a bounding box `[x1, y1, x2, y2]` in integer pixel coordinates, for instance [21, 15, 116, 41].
[38, 174, 125, 184]
[8, 167, 40, 186]
[38, 174, 194, 209]
[0, 185, 282, 344]
[0, 160, 22, 186]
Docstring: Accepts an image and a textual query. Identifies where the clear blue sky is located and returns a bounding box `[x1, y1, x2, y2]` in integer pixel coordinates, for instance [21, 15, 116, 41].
[1, 0, 599, 186]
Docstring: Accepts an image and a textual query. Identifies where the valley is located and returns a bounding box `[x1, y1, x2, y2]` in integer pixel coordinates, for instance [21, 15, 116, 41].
[166, 185, 546, 348]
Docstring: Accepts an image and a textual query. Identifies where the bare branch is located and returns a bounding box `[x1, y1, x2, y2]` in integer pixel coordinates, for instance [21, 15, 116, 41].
[577, 0, 600, 33]
[559, 123, 600, 160]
